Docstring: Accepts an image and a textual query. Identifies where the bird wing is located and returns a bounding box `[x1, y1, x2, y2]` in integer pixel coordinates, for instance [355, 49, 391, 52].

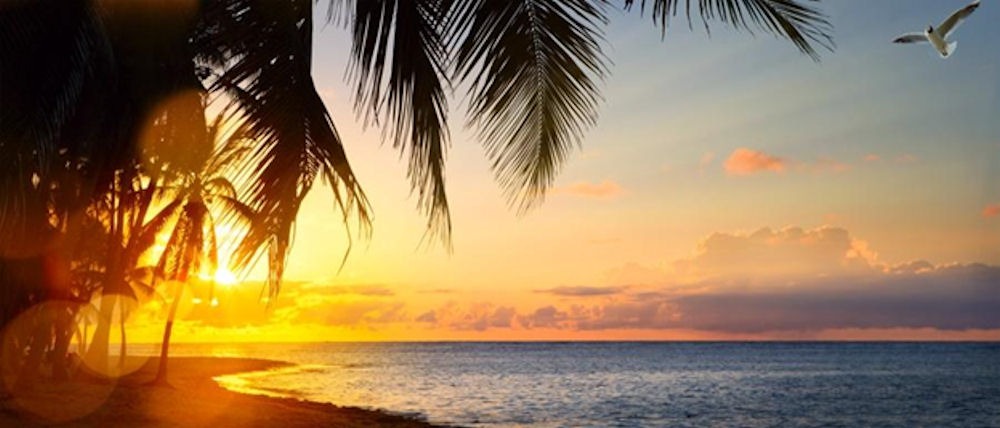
[892, 33, 928, 44]
[938, 0, 980, 38]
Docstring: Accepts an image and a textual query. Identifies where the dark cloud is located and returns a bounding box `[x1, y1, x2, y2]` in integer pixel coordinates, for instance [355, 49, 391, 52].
[585, 263, 1000, 332]
[518, 306, 569, 329]
[423, 263, 1000, 333]
[535, 285, 627, 297]
[415, 311, 437, 323]
[432, 303, 515, 331]
[889, 260, 935, 275]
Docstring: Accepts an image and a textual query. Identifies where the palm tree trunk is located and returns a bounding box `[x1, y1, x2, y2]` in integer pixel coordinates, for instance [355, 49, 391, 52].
[85, 294, 117, 375]
[80, 322, 89, 356]
[153, 282, 184, 384]
[118, 313, 127, 370]
[52, 307, 74, 381]
[14, 308, 49, 390]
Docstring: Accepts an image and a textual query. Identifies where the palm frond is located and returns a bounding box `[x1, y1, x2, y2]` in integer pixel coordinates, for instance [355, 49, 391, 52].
[0, 0, 109, 167]
[622, 0, 833, 60]
[204, 177, 238, 199]
[0, 1, 113, 254]
[449, 0, 609, 211]
[128, 199, 183, 264]
[343, 0, 453, 243]
[203, 212, 219, 304]
[196, 0, 372, 297]
[214, 195, 258, 226]
[155, 208, 191, 281]
[203, 116, 254, 179]
[155, 201, 209, 283]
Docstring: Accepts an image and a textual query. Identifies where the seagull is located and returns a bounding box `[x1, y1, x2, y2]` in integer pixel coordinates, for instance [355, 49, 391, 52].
[892, 0, 981, 58]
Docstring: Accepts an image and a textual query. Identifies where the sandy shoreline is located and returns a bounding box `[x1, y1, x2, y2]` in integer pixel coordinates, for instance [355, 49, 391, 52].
[0, 356, 449, 427]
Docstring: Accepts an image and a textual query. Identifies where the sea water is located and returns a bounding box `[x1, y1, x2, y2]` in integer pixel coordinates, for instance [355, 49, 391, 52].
[158, 342, 1000, 427]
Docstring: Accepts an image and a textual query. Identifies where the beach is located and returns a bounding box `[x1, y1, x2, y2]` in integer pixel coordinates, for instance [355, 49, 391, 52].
[0, 356, 442, 427]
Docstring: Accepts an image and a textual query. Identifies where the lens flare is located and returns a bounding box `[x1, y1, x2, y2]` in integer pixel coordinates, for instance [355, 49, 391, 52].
[1, 301, 118, 423]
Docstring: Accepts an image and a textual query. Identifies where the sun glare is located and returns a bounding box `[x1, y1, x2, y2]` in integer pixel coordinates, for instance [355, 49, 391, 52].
[214, 268, 239, 288]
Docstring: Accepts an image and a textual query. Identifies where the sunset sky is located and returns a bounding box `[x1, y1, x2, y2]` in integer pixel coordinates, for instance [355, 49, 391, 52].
[132, 1, 1000, 343]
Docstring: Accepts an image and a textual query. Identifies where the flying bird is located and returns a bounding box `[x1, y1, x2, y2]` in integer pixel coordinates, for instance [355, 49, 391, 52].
[892, 0, 981, 58]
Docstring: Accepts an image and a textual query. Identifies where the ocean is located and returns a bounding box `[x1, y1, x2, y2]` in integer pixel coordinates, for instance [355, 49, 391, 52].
[156, 342, 1000, 427]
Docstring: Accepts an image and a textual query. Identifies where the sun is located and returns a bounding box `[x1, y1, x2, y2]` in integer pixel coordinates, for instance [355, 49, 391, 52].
[214, 267, 239, 288]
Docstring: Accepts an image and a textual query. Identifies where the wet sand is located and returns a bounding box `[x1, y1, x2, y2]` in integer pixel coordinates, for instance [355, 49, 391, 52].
[0, 356, 446, 427]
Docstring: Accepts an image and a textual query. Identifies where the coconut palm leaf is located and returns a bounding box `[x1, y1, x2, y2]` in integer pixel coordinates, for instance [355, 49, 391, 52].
[204, 177, 238, 200]
[622, 0, 833, 60]
[449, 0, 609, 211]
[0, 0, 111, 168]
[128, 199, 184, 265]
[156, 201, 208, 282]
[0, 0, 113, 255]
[340, 0, 454, 242]
[196, 0, 371, 297]
[214, 195, 259, 230]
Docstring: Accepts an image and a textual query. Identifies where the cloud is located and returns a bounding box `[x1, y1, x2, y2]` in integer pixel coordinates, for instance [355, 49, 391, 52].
[415, 311, 437, 323]
[170, 225, 1000, 337]
[518, 306, 569, 329]
[488, 307, 517, 328]
[894, 154, 919, 164]
[424, 303, 519, 331]
[724, 148, 787, 176]
[863, 154, 881, 163]
[436, 262, 1000, 333]
[536, 286, 627, 297]
[982, 203, 1000, 218]
[724, 149, 852, 177]
[660, 263, 1000, 332]
[674, 226, 878, 281]
[417, 226, 1000, 334]
[553, 180, 623, 199]
[889, 260, 935, 274]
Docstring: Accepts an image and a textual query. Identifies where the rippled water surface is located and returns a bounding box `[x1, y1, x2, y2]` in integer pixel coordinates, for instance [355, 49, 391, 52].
[160, 342, 1000, 427]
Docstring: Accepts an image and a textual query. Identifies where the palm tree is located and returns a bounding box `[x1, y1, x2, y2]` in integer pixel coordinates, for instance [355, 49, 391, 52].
[1, 0, 834, 378]
[79, 166, 167, 374]
[147, 117, 256, 384]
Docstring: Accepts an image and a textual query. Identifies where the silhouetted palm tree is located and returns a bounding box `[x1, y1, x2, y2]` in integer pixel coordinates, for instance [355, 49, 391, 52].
[148, 117, 256, 384]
